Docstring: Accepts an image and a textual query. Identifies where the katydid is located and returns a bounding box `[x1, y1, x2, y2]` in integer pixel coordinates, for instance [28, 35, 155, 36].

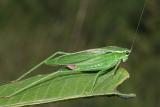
[15, 46, 129, 81]
[1, 46, 130, 98]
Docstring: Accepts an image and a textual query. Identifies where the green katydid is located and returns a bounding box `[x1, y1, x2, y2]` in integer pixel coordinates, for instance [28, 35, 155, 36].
[1, 46, 130, 98]
[14, 46, 130, 82]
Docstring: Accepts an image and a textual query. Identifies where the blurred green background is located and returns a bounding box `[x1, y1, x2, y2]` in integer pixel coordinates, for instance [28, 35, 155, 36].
[0, 0, 159, 107]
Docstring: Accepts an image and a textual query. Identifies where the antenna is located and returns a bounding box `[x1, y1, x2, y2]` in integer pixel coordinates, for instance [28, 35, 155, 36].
[129, 0, 147, 54]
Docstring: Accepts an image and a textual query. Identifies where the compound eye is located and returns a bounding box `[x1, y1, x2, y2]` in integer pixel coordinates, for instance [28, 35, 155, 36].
[125, 51, 130, 55]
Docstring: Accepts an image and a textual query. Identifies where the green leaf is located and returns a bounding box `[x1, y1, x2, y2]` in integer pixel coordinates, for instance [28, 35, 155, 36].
[0, 68, 135, 107]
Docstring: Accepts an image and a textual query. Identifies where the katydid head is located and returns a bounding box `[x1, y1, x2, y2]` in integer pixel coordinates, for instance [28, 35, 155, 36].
[121, 52, 129, 62]
[119, 48, 130, 62]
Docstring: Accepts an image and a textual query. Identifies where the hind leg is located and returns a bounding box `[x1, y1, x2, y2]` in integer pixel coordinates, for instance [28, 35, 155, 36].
[13, 51, 69, 82]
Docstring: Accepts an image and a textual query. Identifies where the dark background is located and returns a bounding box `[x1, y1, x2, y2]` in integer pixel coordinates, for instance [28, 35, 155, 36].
[0, 0, 159, 107]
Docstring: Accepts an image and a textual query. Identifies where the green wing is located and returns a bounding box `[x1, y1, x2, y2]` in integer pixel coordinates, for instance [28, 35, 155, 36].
[45, 46, 129, 66]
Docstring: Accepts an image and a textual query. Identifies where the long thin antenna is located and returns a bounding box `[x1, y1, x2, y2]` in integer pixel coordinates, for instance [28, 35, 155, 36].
[130, 0, 147, 53]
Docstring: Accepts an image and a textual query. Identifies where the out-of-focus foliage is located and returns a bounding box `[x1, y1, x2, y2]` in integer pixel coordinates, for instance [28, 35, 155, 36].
[0, 0, 159, 107]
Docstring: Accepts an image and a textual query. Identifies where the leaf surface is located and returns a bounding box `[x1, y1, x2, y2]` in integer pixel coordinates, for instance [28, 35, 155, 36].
[0, 68, 135, 107]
